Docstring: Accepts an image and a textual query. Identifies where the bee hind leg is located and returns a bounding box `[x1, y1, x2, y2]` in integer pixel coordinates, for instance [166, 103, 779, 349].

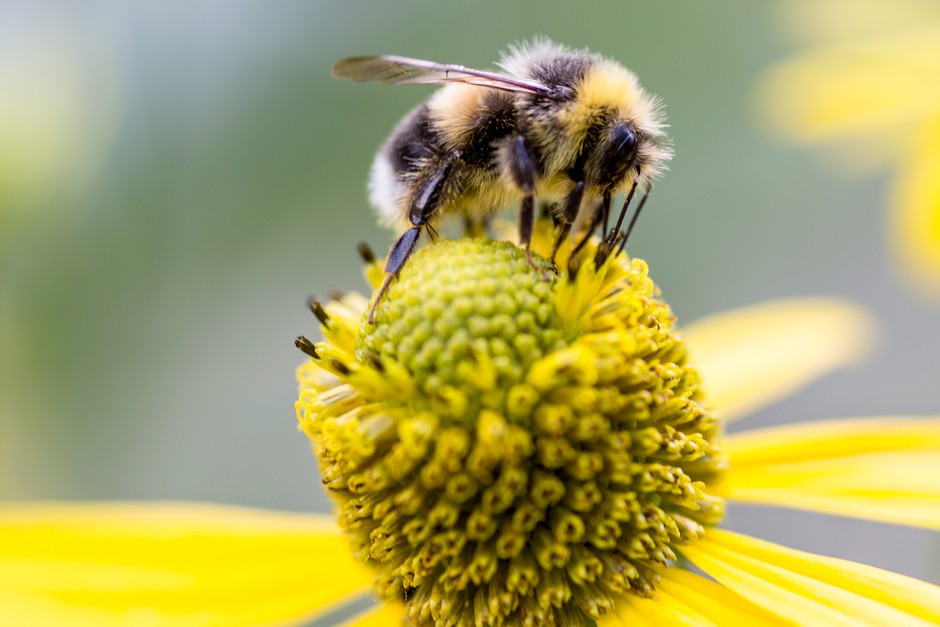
[368, 226, 422, 324]
[369, 152, 457, 324]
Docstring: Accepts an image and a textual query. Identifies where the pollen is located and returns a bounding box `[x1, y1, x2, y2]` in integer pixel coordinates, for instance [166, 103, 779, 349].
[296, 223, 726, 626]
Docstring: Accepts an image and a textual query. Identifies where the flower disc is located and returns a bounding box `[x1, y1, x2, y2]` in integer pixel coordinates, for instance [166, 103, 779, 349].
[296, 228, 725, 626]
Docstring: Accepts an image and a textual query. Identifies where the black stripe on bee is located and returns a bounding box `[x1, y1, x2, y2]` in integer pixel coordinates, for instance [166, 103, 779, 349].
[387, 104, 438, 173]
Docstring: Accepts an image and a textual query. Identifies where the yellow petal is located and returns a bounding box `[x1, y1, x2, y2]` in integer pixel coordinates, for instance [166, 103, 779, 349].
[682, 529, 940, 626]
[891, 114, 940, 297]
[775, 0, 940, 45]
[755, 26, 940, 147]
[599, 568, 793, 626]
[682, 299, 874, 423]
[725, 417, 940, 466]
[603, 590, 719, 627]
[717, 417, 940, 529]
[0, 502, 375, 626]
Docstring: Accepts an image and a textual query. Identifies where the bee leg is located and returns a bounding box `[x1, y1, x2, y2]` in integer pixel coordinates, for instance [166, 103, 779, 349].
[463, 215, 487, 238]
[616, 186, 652, 255]
[369, 154, 457, 324]
[539, 201, 558, 220]
[481, 216, 494, 238]
[503, 135, 548, 278]
[368, 227, 422, 323]
[549, 180, 585, 268]
[606, 170, 641, 249]
[572, 191, 612, 255]
[518, 194, 550, 279]
[409, 157, 453, 226]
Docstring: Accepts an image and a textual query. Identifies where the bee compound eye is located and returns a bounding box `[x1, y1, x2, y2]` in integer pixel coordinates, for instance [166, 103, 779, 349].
[613, 126, 637, 163]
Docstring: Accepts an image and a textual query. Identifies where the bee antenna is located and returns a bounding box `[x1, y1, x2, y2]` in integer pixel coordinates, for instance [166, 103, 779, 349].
[617, 185, 652, 255]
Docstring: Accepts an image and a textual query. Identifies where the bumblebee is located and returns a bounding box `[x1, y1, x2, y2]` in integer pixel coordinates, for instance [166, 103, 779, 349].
[333, 39, 672, 321]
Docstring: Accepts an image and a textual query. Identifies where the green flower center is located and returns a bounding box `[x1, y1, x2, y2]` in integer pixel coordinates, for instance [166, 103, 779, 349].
[362, 240, 566, 422]
[297, 229, 725, 626]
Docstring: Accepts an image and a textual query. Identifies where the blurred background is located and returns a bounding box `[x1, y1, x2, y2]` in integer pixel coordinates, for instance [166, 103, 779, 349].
[2, 0, 937, 585]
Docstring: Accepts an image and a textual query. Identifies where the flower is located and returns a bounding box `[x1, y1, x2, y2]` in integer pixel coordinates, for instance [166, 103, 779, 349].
[3, 222, 940, 625]
[755, 0, 940, 296]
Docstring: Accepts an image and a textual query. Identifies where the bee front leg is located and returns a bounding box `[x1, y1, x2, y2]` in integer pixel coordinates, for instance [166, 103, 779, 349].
[606, 169, 641, 250]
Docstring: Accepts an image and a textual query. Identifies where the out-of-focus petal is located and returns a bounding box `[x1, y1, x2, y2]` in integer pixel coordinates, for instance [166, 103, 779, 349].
[755, 29, 940, 148]
[682, 529, 940, 626]
[683, 299, 875, 423]
[0, 27, 118, 226]
[716, 418, 940, 529]
[0, 502, 374, 626]
[891, 114, 940, 297]
[775, 0, 940, 44]
[599, 567, 793, 626]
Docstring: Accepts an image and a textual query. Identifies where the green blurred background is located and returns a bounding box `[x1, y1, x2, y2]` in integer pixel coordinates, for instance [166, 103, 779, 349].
[2, 0, 937, 585]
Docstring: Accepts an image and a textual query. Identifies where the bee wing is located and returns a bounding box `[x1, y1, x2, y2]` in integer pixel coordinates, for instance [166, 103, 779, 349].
[332, 55, 551, 94]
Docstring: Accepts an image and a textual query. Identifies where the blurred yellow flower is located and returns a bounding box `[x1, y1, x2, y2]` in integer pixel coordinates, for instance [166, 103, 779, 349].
[0, 24, 118, 231]
[755, 0, 940, 297]
[2, 226, 940, 625]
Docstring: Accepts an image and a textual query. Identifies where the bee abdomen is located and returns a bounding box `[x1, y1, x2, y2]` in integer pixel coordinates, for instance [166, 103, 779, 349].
[386, 104, 439, 174]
